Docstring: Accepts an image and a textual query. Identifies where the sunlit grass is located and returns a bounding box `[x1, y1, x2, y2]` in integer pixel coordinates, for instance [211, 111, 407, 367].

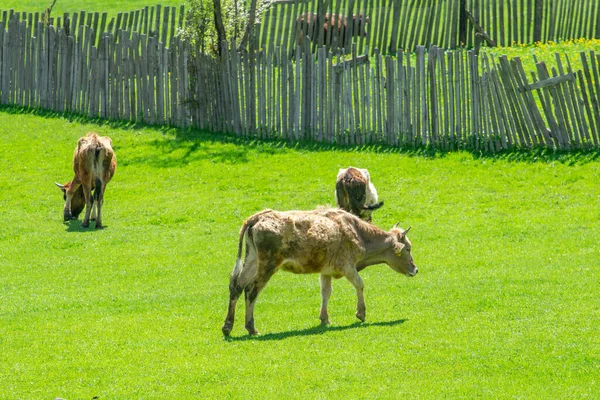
[0, 0, 183, 19]
[485, 37, 600, 74]
[0, 108, 598, 398]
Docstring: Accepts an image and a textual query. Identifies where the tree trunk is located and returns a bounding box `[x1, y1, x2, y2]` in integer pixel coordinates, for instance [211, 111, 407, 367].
[237, 0, 259, 52]
[213, 0, 227, 55]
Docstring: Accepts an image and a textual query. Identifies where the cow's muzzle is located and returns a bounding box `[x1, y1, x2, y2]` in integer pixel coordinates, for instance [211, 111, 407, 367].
[63, 209, 73, 222]
[407, 267, 418, 277]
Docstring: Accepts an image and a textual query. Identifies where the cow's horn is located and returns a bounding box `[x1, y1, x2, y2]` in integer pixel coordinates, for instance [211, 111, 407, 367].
[402, 226, 412, 235]
[54, 182, 65, 189]
[393, 222, 400, 229]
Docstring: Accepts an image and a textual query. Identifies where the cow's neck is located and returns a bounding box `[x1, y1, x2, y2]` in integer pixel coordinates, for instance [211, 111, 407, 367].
[355, 225, 395, 270]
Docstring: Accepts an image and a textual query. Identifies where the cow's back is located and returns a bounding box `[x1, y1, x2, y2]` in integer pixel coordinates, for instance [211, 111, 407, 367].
[74, 133, 116, 184]
[249, 209, 362, 274]
[336, 167, 367, 213]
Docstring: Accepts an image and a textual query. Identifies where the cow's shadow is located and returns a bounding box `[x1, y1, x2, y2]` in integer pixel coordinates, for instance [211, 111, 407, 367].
[65, 219, 106, 232]
[224, 318, 407, 342]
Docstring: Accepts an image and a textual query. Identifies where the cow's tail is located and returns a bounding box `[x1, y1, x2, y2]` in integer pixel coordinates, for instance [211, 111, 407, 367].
[93, 177, 102, 201]
[231, 209, 273, 281]
[93, 144, 105, 202]
[231, 221, 249, 281]
[363, 200, 384, 210]
[341, 182, 384, 211]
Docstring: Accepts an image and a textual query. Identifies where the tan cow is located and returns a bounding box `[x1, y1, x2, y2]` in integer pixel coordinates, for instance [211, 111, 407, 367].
[55, 132, 117, 229]
[335, 167, 383, 222]
[222, 208, 417, 336]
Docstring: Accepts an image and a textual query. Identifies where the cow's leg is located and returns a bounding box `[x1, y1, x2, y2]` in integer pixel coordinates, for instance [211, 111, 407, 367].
[345, 269, 366, 322]
[222, 280, 243, 336]
[80, 183, 93, 228]
[94, 181, 106, 229]
[319, 274, 333, 325]
[244, 262, 277, 335]
[222, 251, 258, 336]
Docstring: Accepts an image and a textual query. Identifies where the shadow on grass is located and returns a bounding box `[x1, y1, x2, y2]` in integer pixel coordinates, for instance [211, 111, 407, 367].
[224, 318, 407, 342]
[65, 219, 106, 232]
[3, 105, 600, 165]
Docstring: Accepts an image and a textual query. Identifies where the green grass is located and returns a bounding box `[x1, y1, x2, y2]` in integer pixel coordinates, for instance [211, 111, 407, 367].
[0, 0, 184, 19]
[0, 108, 598, 398]
[485, 37, 600, 75]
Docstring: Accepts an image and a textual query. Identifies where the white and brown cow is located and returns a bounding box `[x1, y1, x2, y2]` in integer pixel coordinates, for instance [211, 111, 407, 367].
[55, 132, 117, 229]
[222, 208, 417, 336]
[335, 167, 383, 222]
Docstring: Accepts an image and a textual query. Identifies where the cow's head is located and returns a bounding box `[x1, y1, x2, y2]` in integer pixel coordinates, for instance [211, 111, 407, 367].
[388, 225, 418, 277]
[55, 181, 85, 221]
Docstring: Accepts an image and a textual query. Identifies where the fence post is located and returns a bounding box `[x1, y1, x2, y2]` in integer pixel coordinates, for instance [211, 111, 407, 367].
[533, 0, 543, 43]
[597, 3, 600, 39]
[459, 0, 467, 46]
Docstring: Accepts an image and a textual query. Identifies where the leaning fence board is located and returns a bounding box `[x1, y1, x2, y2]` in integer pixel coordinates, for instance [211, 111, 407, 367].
[536, 62, 568, 148]
[560, 54, 590, 146]
[512, 57, 550, 146]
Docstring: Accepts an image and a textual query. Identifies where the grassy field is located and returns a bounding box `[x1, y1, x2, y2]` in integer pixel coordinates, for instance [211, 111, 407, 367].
[0, 0, 184, 18]
[0, 108, 598, 398]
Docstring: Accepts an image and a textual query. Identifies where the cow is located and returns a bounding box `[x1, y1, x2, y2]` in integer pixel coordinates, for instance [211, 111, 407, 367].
[222, 208, 417, 336]
[55, 132, 117, 229]
[296, 12, 369, 48]
[335, 167, 383, 222]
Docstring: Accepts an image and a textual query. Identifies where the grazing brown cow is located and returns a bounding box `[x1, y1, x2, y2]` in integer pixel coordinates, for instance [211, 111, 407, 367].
[222, 208, 417, 336]
[335, 167, 383, 222]
[55, 132, 117, 229]
[297, 12, 369, 47]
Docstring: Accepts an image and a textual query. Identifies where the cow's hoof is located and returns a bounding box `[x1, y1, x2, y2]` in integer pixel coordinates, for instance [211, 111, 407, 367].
[247, 329, 260, 336]
[356, 312, 365, 322]
[320, 318, 332, 326]
[81, 222, 90, 228]
[95, 224, 104, 230]
[222, 325, 232, 336]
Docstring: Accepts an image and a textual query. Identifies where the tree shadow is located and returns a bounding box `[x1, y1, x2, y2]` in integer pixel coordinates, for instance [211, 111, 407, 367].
[4, 104, 599, 165]
[224, 318, 407, 342]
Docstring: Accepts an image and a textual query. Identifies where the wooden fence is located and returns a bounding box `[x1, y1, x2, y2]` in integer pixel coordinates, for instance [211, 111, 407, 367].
[259, 0, 600, 54]
[0, 5, 185, 48]
[2, 1, 599, 55]
[1, 5, 600, 151]
[208, 42, 600, 150]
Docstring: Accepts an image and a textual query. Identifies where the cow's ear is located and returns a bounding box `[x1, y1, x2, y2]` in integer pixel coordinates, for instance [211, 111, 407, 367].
[394, 241, 405, 256]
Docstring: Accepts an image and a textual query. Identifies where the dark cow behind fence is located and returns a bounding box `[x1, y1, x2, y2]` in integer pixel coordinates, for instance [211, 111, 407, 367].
[222, 208, 417, 336]
[296, 12, 369, 48]
[335, 167, 383, 222]
[55, 132, 117, 229]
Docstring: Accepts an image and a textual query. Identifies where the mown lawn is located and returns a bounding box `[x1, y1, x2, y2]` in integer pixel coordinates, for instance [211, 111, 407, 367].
[0, 109, 598, 398]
